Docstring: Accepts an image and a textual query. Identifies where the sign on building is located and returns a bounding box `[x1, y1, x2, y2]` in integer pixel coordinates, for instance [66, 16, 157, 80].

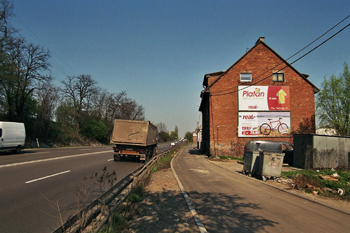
[238, 86, 290, 111]
[238, 112, 291, 137]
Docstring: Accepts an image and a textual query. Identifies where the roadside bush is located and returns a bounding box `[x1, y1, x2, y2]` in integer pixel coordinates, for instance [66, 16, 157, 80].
[82, 119, 108, 143]
[158, 131, 170, 142]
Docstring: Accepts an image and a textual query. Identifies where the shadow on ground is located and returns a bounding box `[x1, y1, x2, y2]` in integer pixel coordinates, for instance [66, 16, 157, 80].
[187, 191, 278, 233]
[130, 189, 278, 233]
[188, 149, 204, 155]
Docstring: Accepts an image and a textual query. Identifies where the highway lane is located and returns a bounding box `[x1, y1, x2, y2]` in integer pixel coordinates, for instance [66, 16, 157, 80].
[0, 143, 170, 233]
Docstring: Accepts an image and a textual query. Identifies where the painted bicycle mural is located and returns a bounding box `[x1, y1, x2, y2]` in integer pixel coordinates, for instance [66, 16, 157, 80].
[238, 112, 291, 137]
[260, 117, 289, 135]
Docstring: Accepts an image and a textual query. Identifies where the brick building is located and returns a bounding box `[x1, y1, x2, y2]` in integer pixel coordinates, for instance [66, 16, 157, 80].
[199, 37, 319, 157]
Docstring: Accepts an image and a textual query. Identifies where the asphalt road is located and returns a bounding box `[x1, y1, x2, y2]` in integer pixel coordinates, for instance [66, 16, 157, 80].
[173, 145, 350, 233]
[0, 143, 170, 233]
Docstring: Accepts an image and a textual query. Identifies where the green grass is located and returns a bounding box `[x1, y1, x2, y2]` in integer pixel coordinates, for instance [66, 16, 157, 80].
[150, 166, 157, 173]
[98, 213, 128, 233]
[126, 185, 144, 204]
[281, 169, 350, 200]
[153, 149, 178, 171]
[98, 185, 144, 233]
[159, 154, 173, 163]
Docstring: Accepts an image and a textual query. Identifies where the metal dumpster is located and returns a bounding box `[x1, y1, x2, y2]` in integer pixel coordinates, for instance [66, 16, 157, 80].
[258, 152, 285, 181]
[243, 151, 260, 176]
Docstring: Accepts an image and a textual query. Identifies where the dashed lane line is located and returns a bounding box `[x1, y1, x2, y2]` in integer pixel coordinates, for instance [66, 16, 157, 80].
[25, 170, 71, 184]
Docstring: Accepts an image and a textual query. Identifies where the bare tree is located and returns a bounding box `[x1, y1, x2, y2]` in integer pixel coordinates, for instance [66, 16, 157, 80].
[61, 74, 99, 132]
[37, 78, 59, 122]
[0, 36, 51, 121]
[118, 95, 145, 120]
[157, 122, 167, 133]
[90, 89, 109, 120]
[0, 0, 14, 39]
[106, 91, 127, 121]
[36, 78, 59, 137]
[99, 91, 145, 122]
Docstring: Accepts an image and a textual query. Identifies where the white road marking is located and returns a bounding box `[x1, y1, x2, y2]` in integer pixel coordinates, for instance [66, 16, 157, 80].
[0, 150, 111, 169]
[171, 150, 208, 233]
[189, 169, 209, 174]
[25, 170, 71, 184]
[107, 159, 114, 161]
[32, 151, 50, 154]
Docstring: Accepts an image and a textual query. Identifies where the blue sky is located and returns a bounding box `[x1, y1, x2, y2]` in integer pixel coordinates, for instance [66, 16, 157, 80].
[11, 0, 350, 136]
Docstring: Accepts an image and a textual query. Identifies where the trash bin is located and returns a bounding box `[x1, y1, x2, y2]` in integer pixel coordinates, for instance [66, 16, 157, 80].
[258, 152, 285, 181]
[243, 151, 260, 176]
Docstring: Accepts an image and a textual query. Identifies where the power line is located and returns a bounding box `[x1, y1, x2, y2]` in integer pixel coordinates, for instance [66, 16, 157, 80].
[210, 15, 350, 97]
[285, 14, 350, 62]
[11, 16, 78, 79]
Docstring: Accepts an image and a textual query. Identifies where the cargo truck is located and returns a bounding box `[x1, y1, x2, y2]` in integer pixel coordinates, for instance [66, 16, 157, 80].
[110, 119, 158, 162]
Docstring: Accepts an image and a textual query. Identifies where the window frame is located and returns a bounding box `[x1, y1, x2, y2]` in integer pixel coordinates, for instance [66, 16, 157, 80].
[240, 73, 252, 83]
[273, 73, 285, 82]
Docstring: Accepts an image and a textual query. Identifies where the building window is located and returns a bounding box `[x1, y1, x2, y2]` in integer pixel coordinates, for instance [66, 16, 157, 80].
[240, 73, 252, 82]
[273, 73, 284, 82]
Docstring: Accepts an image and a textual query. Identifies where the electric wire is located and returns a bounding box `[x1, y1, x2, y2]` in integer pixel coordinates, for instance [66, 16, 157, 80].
[11, 16, 78, 79]
[209, 15, 350, 97]
[285, 14, 350, 62]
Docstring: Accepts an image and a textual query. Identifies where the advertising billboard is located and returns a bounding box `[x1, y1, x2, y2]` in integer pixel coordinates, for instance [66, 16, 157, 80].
[238, 86, 290, 111]
[238, 112, 291, 137]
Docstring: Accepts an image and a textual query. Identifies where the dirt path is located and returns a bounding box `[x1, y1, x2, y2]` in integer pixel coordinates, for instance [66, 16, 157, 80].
[127, 168, 199, 232]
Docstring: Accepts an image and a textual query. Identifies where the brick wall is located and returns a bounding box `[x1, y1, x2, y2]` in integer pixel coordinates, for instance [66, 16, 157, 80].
[205, 42, 316, 157]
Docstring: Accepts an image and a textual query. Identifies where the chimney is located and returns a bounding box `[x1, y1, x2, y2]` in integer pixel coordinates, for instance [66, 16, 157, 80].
[256, 37, 265, 44]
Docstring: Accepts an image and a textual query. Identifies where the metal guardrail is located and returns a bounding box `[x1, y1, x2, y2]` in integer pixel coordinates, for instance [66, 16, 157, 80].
[53, 145, 182, 233]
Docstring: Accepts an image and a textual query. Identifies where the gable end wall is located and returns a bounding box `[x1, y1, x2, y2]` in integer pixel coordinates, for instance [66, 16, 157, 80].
[207, 43, 316, 156]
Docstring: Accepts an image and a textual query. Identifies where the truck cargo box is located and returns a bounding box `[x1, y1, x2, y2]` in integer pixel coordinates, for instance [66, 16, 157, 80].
[110, 119, 157, 147]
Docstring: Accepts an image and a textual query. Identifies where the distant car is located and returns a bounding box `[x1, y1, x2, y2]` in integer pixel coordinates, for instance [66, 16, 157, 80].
[244, 140, 294, 166]
[170, 142, 175, 147]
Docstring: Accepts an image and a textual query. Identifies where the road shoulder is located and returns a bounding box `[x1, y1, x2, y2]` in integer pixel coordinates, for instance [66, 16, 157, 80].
[127, 154, 198, 232]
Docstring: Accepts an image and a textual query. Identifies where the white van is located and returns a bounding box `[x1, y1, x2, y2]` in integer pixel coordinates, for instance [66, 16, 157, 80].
[0, 121, 26, 153]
